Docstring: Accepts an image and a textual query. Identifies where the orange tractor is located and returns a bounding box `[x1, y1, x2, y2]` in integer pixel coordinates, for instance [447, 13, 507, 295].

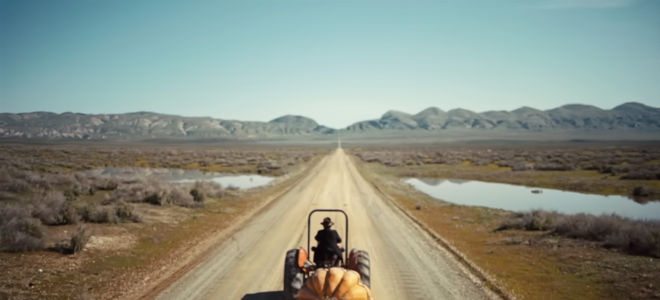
[284, 209, 372, 300]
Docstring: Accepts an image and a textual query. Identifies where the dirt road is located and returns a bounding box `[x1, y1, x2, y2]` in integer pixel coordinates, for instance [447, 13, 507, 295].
[155, 149, 496, 300]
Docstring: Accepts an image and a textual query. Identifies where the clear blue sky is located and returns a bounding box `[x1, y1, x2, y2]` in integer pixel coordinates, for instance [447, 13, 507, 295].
[1, 0, 659, 128]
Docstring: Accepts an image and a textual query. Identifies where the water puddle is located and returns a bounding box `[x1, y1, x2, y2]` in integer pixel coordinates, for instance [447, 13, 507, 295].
[175, 175, 273, 189]
[88, 167, 274, 190]
[405, 178, 660, 220]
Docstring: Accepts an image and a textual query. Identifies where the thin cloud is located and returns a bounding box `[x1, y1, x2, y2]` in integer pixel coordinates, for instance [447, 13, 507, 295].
[538, 0, 638, 9]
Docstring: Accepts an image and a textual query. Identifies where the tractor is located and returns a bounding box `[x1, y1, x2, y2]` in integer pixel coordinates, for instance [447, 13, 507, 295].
[283, 209, 372, 300]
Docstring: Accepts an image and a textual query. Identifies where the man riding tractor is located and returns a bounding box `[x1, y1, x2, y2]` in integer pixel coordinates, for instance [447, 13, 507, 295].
[312, 217, 344, 267]
[284, 209, 372, 300]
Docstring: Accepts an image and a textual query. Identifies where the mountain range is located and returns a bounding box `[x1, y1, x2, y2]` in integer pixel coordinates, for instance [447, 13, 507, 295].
[1, 102, 659, 140]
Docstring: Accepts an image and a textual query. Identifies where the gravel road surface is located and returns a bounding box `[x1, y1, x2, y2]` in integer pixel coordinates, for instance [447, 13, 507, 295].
[155, 149, 495, 300]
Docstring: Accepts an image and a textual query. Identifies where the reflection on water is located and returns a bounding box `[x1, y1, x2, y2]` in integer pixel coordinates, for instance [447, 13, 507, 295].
[405, 178, 660, 221]
[419, 178, 468, 186]
[88, 167, 273, 190]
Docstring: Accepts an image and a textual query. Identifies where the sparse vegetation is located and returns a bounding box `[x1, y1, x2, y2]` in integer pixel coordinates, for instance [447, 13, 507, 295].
[53, 224, 91, 254]
[0, 204, 45, 252]
[497, 210, 660, 257]
[31, 191, 79, 225]
[69, 225, 90, 254]
[350, 144, 660, 199]
[354, 153, 660, 299]
[0, 143, 317, 175]
[0, 142, 325, 299]
[352, 145, 660, 176]
[0, 143, 326, 255]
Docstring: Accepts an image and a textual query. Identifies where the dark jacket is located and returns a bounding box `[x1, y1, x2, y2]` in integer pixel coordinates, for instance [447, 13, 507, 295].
[315, 227, 342, 255]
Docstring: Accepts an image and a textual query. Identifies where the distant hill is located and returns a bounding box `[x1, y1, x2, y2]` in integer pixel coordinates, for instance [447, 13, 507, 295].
[0, 112, 333, 140]
[345, 102, 660, 132]
[1, 102, 659, 141]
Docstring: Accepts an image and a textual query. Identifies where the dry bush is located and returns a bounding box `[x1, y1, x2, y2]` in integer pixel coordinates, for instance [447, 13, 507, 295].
[94, 178, 119, 191]
[54, 224, 91, 254]
[167, 185, 200, 207]
[190, 188, 205, 203]
[31, 191, 79, 225]
[79, 202, 140, 223]
[620, 167, 660, 180]
[534, 162, 574, 171]
[0, 167, 31, 193]
[497, 159, 532, 171]
[498, 210, 660, 257]
[191, 181, 224, 198]
[104, 178, 162, 204]
[496, 210, 561, 231]
[603, 223, 657, 255]
[115, 201, 142, 222]
[69, 225, 90, 254]
[104, 179, 207, 208]
[633, 186, 651, 197]
[79, 205, 119, 223]
[0, 204, 45, 252]
[553, 213, 621, 240]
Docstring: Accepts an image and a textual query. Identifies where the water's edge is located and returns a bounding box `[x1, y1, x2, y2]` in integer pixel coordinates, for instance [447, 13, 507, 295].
[405, 178, 660, 221]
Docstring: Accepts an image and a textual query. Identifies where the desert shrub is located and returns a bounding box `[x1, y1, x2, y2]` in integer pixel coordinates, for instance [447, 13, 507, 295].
[498, 159, 532, 171]
[496, 210, 561, 231]
[104, 178, 162, 204]
[554, 214, 621, 240]
[0, 191, 18, 201]
[632, 186, 651, 197]
[143, 192, 167, 206]
[0, 205, 45, 252]
[621, 170, 660, 180]
[190, 188, 205, 203]
[603, 223, 657, 255]
[79, 203, 139, 223]
[94, 179, 118, 191]
[534, 162, 573, 171]
[31, 192, 79, 225]
[0, 168, 31, 193]
[80, 205, 119, 223]
[192, 181, 224, 198]
[167, 186, 199, 207]
[600, 165, 633, 176]
[69, 225, 90, 254]
[20, 171, 52, 190]
[105, 179, 210, 208]
[54, 224, 91, 254]
[115, 201, 141, 222]
[498, 210, 660, 257]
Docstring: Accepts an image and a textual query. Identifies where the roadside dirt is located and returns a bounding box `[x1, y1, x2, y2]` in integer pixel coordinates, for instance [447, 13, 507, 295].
[152, 149, 497, 300]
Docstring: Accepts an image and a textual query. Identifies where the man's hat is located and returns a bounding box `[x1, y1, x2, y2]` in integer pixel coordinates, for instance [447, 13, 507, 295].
[321, 217, 334, 226]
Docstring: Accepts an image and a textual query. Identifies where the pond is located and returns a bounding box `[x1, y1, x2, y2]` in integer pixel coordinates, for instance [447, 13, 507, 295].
[175, 175, 273, 190]
[405, 178, 660, 221]
[88, 167, 274, 190]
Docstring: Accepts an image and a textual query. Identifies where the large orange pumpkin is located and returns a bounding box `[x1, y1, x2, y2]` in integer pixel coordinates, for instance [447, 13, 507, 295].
[296, 267, 373, 300]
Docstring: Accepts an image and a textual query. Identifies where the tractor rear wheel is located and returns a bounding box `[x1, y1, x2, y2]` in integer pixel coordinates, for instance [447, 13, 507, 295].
[284, 249, 304, 300]
[356, 250, 371, 288]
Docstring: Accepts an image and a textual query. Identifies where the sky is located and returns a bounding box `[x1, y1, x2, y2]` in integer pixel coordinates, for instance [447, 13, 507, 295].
[1, 0, 659, 129]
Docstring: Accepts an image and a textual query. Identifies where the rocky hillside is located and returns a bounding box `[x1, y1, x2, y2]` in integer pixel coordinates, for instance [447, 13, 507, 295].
[346, 102, 660, 132]
[0, 112, 333, 140]
[1, 102, 658, 140]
